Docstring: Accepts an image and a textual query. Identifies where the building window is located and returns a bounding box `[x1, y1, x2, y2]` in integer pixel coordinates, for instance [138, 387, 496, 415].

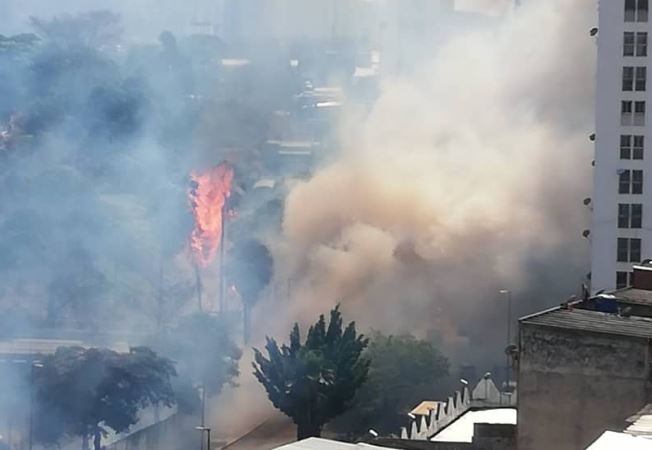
[634, 169, 644, 193]
[623, 67, 634, 91]
[619, 135, 644, 159]
[626, 0, 649, 22]
[635, 101, 646, 126]
[634, 135, 645, 159]
[622, 100, 634, 125]
[622, 67, 645, 91]
[618, 203, 643, 228]
[637, 32, 648, 56]
[636, 67, 647, 91]
[633, 203, 643, 227]
[621, 101, 643, 126]
[625, 32, 648, 56]
[617, 237, 642, 262]
[627, 0, 637, 21]
[619, 169, 644, 194]
[621, 135, 632, 159]
[619, 204, 630, 227]
[625, 32, 635, 56]
[616, 271, 629, 288]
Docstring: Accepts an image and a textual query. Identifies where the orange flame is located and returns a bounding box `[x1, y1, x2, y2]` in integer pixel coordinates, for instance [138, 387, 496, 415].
[189, 162, 234, 267]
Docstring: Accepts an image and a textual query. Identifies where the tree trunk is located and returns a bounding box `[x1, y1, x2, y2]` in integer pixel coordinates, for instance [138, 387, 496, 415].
[297, 422, 321, 440]
[243, 302, 251, 345]
[93, 428, 102, 450]
[81, 433, 89, 450]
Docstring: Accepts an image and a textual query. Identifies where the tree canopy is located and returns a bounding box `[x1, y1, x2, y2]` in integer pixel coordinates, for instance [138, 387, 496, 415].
[331, 332, 450, 437]
[253, 306, 370, 439]
[33, 346, 176, 450]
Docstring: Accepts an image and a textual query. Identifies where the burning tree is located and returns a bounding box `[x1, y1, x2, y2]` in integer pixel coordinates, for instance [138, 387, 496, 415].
[188, 161, 234, 311]
[253, 306, 370, 439]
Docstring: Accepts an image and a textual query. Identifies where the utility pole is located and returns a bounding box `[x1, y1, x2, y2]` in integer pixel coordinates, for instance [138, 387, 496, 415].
[195, 427, 211, 450]
[499, 289, 513, 393]
[219, 204, 226, 314]
[29, 361, 44, 450]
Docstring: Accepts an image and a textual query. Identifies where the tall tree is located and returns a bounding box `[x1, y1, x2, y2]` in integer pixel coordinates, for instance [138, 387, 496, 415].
[253, 306, 370, 440]
[330, 332, 450, 437]
[33, 346, 176, 450]
[226, 239, 273, 343]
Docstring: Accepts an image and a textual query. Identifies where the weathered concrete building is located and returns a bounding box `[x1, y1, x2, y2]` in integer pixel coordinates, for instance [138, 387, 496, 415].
[517, 263, 652, 450]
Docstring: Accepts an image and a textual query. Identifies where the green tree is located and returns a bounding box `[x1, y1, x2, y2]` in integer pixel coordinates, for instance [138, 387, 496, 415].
[33, 346, 176, 450]
[331, 332, 450, 437]
[253, 306, 370, 440]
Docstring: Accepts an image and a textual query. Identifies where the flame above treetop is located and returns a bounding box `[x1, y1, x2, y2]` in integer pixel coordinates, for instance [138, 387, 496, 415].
[189, 162, 234, 267]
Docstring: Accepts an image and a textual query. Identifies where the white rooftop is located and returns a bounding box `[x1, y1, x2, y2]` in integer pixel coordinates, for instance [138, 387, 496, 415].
[273, 438, 398, 450]
[431, 408, 516, 443]
[586, 431, 652, 450]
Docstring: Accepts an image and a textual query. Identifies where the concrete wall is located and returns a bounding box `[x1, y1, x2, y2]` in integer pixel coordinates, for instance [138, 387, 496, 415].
[374, 438, 471, 450]
[105, 413, 196, 450]
[517, 324, 652, 450]
[472, 423, 515, 450]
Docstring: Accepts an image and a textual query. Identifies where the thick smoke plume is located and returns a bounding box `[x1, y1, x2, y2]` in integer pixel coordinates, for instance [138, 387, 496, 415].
[266, 0, 595, 364]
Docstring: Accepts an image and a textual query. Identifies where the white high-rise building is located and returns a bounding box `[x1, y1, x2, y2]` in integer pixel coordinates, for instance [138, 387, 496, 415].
[592, 0, 650, 292]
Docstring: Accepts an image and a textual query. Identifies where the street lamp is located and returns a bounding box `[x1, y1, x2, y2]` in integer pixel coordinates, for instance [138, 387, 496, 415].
[29, 361, 44, 450]
[499, 289, 513, 393]
[195, 426, 211, 450]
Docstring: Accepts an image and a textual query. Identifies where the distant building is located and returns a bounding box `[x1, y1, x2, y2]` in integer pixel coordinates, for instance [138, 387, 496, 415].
[591, 0, 651, 292]
[517, 263, 652, 450]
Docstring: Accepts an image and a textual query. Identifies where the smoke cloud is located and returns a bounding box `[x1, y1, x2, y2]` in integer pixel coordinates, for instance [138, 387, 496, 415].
[264, 0, 595, 365]
[0, 0, 596, 443]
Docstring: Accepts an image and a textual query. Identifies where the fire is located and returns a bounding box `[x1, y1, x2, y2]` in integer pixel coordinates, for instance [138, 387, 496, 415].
[189, 162, 234, 267]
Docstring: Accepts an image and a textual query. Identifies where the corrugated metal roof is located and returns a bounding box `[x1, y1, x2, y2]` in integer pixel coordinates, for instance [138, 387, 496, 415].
[626, 404, 652, 438]
[521, 308, 652, 339]
[614, 288, 652, 305]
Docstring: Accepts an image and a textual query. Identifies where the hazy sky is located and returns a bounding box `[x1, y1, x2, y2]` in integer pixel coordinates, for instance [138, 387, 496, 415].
[2, 0, 512, 40]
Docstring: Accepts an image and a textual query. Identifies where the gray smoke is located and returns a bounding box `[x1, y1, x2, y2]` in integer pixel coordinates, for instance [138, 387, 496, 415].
[262, 0, 595, 366]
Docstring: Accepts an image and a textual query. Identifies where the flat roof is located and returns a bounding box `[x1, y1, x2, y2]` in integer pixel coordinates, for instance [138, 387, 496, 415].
[520, 307, 652, 339]
[587, 431, 652, 449]
[430, 408, 516, 443]
[273, 438, 398, 450]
